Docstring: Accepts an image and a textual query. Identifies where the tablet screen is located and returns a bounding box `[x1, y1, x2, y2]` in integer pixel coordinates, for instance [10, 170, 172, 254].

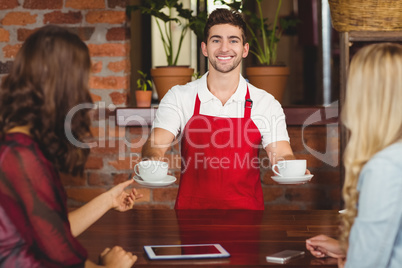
[152, 245, 220, 255]
[144, 244, 230, 260]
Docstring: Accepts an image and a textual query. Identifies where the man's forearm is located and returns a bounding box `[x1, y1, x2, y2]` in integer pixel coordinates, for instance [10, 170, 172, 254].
[141, 138, 167, 160]
[141, 128, 175, 160]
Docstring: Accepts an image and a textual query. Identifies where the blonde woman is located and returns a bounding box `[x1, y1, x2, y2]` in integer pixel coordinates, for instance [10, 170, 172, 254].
[306, 43, 402, 267]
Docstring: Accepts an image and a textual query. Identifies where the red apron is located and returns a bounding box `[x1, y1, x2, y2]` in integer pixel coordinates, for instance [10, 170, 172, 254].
[175, 86, 264, 210]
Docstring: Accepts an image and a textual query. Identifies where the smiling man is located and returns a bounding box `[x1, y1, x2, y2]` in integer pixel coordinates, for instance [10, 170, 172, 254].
[141, 8, 297, 210]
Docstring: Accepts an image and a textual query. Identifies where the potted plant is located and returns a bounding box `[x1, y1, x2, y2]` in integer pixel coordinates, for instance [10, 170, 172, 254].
[127, 0, 207, 101]
[135, 70, 153, 107]
[217, 0, 298, 103]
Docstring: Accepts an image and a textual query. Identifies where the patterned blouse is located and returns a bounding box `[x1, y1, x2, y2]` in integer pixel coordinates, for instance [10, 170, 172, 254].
[0, 133, 87, 267]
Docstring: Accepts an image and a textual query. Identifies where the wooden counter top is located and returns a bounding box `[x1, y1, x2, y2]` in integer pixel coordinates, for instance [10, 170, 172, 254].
[78, 209, 340, 267]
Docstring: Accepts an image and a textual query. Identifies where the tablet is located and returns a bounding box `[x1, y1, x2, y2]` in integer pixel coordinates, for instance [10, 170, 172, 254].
[144, 243, 231, 260]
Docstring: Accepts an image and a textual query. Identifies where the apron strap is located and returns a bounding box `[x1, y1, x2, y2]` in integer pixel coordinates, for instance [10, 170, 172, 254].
[244, 86, 252, 119]
[193, 94, 201, 116]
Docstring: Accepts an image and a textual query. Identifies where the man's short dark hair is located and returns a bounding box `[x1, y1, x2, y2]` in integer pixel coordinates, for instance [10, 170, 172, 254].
[203, 8, 247, 45]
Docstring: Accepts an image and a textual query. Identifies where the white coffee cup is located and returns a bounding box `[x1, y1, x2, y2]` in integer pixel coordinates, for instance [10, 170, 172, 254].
[134, 161, 168, 181]
[272, 160, 306, 177]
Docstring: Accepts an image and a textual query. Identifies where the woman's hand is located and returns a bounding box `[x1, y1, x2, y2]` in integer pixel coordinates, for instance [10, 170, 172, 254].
[108, 180, 143, 211]
[306, 234, 345, 259]
[99, 246, 137, 268]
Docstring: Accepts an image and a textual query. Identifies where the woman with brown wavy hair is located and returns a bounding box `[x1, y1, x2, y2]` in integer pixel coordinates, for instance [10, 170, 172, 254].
[306, 43, 402, 267]
[0, 25, 141, 267]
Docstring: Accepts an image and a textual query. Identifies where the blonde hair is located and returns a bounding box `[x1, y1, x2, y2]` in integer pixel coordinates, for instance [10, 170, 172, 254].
[340, 43, 402, 251]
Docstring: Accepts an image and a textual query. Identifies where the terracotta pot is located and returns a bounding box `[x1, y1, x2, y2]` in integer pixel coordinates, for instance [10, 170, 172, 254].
[135, 90, 152, 107]
[246, 66, 290, 103]
[151, 66, 194, 101]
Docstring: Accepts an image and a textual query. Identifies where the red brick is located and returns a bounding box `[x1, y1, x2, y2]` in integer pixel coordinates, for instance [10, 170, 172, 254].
[110, 91, 127, 105]
[91, 61, 102, 73]
[90, 76, 128, 90]
[108, 0, 128, 8]
[0, 0, 19, 9]
[23, 0, 62, 9]
[88, 172, 113, 186]
[90, 93, 102, 102]
[85, 156, 104, 169]
[90, 143, 122, 155]
[90, 126, 105, 138]
[65, 0, 105, 9]
[112, 173, 131, 184]
[2, 12, 37, 25]
[109, 157, 138, 170]
[153, 187, 178, 202]
[44, 11, 83, 24]
[106, 27, 130, 41]
[66, 187, 106, 203]
[3, 44, 22, 58]
[108, 126, 127, 138]
[17, 28, 37, 41]
[88, 43, 129, 57]
[86, 11, 126, 24]
[0, 28, 10, 42]
[59, 172, 87, 186]
[68, 27, 95, 41]
[128, 126, 150, 135]
[108, 59, 129, 73]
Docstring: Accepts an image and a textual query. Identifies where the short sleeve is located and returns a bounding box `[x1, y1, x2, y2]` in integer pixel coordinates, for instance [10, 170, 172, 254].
[152, 87, 185, 137]
[251, 93, 289, 148]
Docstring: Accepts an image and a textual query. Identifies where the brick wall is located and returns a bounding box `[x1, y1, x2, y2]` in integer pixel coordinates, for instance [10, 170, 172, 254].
[0, 0, 341, 210]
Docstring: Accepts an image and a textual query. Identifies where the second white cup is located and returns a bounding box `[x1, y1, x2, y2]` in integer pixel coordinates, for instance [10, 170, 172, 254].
[272, 160, 306, 177]
[134, 160, 168, 181]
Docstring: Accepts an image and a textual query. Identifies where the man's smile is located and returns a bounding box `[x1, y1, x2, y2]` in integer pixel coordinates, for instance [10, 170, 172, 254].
[217, 55, 234, 61]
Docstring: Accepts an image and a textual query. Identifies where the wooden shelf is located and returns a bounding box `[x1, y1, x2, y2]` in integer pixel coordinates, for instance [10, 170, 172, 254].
[348, 31, 402, 42]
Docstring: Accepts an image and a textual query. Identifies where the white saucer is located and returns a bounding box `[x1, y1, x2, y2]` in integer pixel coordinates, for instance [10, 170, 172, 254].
[133, 175, 176, 187]
[271, 174, 313, 184]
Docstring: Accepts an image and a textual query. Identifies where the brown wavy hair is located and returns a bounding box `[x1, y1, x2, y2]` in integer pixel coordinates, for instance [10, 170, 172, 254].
[0, 25, 93, 176]
[203, 8, 247, 44]
[340, 43, 402, 252]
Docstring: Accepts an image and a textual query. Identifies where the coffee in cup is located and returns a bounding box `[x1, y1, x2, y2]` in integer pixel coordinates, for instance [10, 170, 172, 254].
[272, 160, 306, 177]
[134, 160, 168, 181]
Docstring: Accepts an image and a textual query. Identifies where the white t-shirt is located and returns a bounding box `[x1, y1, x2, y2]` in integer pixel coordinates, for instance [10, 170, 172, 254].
[152, 73, 290, 148]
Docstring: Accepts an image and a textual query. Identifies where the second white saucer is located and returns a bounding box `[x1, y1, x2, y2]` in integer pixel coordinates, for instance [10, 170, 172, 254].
[133, 175, 177, 187]
[271, 174, 313, 184]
